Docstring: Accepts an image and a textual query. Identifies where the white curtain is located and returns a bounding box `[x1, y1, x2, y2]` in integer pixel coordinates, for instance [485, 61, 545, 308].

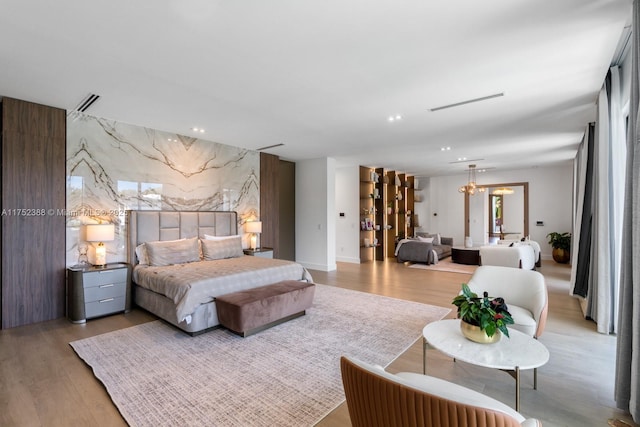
[588, 67, 627, 333]
[615, 1, 640, 420]
[570, 129, 589, 292]
[571, 66, 627, 334]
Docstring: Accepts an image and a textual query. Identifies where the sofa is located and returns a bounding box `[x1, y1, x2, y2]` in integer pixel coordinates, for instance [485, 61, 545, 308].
[479, 243, 536, 270]
[395, 233, 452, 264]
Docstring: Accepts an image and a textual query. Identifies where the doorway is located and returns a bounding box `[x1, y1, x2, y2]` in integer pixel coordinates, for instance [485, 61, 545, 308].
[489, 194, 503, 243]
[464, 182, 529, 245]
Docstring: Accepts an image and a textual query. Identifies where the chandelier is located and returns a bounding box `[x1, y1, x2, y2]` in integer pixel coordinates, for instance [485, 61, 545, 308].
[492, 187, 514, 195]
[458, 164, 486, 195]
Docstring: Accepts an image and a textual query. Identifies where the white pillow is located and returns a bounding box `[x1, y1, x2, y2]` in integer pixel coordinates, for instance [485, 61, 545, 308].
[135, 243, 149, 265]
[417, 236, 434, 243]
[203, 234, 239, 241]
[201, 236, 243, 260]
[145, 237, 200, 266]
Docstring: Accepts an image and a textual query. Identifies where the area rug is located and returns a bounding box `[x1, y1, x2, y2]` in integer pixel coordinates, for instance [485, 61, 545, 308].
[70, 284, 450, 427]
[408, 258, 477, 275]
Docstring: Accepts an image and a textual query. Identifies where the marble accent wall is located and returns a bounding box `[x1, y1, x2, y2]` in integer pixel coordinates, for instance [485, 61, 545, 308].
[66, 114, 259, 266]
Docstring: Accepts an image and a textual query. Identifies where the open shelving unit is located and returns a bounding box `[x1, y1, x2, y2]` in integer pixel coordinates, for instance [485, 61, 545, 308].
[360, 165, 415, 261]
[359, 166, 378, 262]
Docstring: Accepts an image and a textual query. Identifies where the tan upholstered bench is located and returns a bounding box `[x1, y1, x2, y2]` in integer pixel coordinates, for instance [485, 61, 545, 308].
[215, 281, 315, 337]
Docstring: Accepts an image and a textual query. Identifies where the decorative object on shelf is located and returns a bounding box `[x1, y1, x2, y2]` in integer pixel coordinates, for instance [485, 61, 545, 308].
[86, 223, 115, 267]
[363, 238, 370, 247]
[464, 236, 473, 248]
[245, 220, 262, 250]
[452, 284, 514, 343]
[76, 242, 89, 267]
[493, 187, 514, 195]
[458, 164, 486, 196]
[546, 231, 571, 264]
[394, 175, 401, 186]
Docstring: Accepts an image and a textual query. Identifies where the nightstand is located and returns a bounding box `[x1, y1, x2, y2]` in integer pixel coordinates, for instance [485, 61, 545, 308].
[243, 247, 274, 259]
[66, 263, 132, 323]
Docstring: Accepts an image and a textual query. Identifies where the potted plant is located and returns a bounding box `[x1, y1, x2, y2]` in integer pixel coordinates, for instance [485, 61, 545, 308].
[452, 284, 514, 343]
[546, 232, 571, 264]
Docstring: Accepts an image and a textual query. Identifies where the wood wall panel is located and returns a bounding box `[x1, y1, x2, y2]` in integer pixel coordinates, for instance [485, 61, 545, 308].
[1, 97, 66, 328]
[278, 160, 296, 261]
[260, 152, 280, 258]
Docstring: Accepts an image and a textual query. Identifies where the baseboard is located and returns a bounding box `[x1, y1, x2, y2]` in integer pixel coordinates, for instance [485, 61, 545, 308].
[336, 256, 360, 264]
[298, 261, 338, 272]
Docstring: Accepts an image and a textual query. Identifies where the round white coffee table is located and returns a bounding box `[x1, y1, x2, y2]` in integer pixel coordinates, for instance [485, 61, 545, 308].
[422, 319, 549, 411]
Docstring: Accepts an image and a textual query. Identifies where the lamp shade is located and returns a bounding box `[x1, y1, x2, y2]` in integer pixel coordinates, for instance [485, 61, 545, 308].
[86, 224, 115, 242]
[245, 221, 262, 234]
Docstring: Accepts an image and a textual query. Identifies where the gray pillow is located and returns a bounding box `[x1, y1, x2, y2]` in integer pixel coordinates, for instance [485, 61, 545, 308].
[145, 237, 200, 266]
[201, 236, 243, 260]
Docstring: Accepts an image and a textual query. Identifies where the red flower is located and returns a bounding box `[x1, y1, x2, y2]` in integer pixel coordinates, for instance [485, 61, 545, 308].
[494, 313, 504, 320]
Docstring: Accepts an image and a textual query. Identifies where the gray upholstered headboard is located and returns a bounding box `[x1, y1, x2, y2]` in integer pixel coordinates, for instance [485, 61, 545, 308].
[126, 210, 238, 265]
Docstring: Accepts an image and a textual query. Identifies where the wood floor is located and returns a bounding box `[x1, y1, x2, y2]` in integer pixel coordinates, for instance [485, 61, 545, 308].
[0, 260, 637, 427]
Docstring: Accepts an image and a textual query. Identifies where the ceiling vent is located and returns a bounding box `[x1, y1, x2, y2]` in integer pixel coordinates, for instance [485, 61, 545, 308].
[430, 93, 504, 112]
[68, 93, 100, 116]
[257, 143, 285, 151]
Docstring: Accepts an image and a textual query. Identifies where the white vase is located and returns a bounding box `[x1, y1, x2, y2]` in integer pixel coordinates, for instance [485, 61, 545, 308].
[464, 236, 473, 248]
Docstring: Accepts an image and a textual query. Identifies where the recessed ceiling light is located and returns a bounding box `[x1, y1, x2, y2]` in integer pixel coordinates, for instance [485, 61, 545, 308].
[457, 157, 467, 161]
[440, 147, 451, 151]
[387, 115, 402, 122]
[192, 127, 205, 133]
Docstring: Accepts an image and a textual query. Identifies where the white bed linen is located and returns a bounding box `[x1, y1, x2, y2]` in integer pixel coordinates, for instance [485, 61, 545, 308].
[133, 255, 313, 323]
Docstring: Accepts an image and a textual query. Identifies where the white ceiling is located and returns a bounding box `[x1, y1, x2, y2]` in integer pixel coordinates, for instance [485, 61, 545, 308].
[0, 0, 631, 177]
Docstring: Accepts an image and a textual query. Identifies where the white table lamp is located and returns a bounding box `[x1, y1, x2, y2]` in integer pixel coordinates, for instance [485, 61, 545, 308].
[245, 221, 262, 250]
[86, 223, 115, 267]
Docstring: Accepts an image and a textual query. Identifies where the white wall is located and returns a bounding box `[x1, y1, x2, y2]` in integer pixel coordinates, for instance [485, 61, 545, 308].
[421, 164, 574, 259]
[295, 157, 337, 271]
[468, 190, 487, 245]
[501, 186, 525, 237]
[335, 166, 360, 263]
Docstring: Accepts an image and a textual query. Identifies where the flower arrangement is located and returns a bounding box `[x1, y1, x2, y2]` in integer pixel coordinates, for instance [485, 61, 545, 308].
[452, 284, 514, 338]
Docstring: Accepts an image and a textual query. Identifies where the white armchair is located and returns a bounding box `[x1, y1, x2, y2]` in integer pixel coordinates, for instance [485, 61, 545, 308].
[467, 265, 548, 338]
[341, 355, 541, 427]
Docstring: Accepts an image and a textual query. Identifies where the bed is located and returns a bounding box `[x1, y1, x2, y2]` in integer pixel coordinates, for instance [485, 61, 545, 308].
[126, 210, 313, 335]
